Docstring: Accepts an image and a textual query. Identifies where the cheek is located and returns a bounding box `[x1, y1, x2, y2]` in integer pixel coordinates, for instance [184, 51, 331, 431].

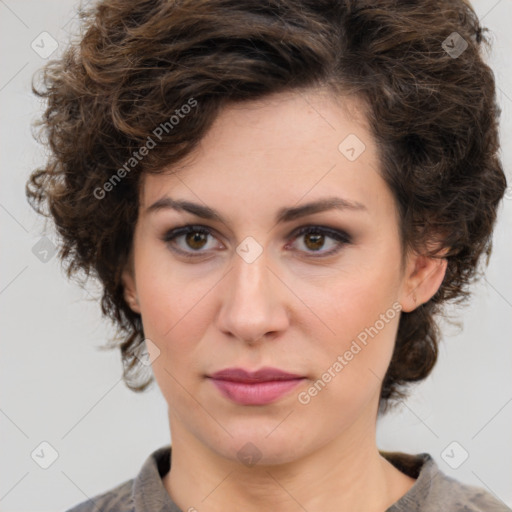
[303, 262, 401, 409]
[317, 241, 400, 333]
[137, 266, 214, 406]
[134, 252, 218, 369]
[135, 240, 211, 329]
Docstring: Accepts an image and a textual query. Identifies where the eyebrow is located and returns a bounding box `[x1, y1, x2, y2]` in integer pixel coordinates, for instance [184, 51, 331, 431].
[145, 196, 367, 224]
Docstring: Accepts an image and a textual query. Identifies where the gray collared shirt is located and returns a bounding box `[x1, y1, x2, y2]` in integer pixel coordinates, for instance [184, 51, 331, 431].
[66, 445, 511, 512]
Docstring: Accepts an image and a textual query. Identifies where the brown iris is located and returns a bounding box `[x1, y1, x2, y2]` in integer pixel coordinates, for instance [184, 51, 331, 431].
[186, 231, 208, 250]
[303, 232, 324, 251]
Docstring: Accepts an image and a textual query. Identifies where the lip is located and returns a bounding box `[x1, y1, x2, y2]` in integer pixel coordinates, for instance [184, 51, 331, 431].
[209, 367, 303, 382]
[207, 367, 305, 405]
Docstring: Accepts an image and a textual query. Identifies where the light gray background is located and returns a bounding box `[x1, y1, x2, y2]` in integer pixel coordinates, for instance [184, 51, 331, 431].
[1, 1, 511, 511]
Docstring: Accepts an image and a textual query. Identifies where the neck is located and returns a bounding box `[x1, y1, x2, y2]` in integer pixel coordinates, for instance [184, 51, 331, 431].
[163, 405, 415, 512]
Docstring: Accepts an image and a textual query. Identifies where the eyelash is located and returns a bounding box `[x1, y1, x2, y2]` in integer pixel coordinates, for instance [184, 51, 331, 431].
[161, 224, 352, 259]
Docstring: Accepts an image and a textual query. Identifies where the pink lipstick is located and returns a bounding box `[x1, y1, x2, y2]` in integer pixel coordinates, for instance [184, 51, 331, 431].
[208, 367, 305, 405]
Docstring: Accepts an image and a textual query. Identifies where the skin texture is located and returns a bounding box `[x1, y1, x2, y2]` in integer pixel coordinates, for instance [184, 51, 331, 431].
[122, 89, 448, 512]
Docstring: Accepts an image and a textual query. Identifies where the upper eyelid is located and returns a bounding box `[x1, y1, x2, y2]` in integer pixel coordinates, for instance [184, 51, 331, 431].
[163, 223, 348, 239]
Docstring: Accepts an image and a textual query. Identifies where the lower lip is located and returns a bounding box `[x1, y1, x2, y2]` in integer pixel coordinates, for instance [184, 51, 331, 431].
[209, 378, 305, 405]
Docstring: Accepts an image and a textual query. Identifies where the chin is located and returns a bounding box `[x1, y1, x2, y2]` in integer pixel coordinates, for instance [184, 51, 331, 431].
[207, 428, 308, 468]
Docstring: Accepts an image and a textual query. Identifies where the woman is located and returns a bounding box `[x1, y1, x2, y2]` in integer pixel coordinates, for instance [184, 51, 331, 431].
[26, 0, 509, 510]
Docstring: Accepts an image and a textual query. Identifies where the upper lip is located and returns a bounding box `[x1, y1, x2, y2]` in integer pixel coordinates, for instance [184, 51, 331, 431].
[208, 367, 304, 383]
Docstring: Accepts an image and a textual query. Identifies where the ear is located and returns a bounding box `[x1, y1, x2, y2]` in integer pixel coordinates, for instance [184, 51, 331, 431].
[398, 247, 449, 313]
[121, 252, 141, 315]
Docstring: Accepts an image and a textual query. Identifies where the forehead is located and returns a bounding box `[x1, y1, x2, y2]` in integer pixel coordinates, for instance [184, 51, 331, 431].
[138, 89, 393, 222]
[188, 89, 371, 159]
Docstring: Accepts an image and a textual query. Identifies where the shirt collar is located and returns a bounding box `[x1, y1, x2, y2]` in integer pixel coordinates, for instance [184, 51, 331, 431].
[132, 444, 179, 512]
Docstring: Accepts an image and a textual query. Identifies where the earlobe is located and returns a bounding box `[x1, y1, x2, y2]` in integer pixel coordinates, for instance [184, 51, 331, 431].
[121, 266, 141, 314]
[399, 251, 448, 313]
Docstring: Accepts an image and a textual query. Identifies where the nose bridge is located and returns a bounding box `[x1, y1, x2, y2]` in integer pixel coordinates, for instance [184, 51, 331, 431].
[217, 249, 288, 342]
[236, 252, 270, 304]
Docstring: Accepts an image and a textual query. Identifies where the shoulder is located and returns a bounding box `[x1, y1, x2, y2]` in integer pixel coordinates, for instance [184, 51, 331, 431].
[65, 478, 134, 512]
[427, 470, 511, 512]
[382, 451, 511, 512]
[63, 444, 173, 512]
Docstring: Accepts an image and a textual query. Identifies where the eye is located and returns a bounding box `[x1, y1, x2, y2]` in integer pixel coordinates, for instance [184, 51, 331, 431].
[286, 225, 351, 257]
[161, 224, 352, 259]
[162, 225, 223, 257]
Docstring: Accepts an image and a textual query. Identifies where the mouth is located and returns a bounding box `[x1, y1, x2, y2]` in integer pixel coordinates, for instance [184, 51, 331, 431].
[206, 367, 306, 405]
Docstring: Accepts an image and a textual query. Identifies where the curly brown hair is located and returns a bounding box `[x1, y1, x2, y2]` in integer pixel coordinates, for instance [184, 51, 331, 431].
[26, 0, 507, 415]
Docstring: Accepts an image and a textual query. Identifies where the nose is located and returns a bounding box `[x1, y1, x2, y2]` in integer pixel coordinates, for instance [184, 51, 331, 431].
[215, 249, 290, 345]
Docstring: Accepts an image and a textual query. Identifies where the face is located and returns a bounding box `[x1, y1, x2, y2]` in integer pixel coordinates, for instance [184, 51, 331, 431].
[122, 89, 446, 465]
